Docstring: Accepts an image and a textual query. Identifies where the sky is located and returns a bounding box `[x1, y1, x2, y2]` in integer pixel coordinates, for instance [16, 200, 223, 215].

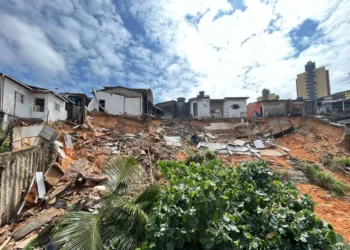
[0, 0, 349, 103]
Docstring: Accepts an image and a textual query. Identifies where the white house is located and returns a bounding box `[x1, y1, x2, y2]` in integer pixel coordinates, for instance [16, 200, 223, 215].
[88, 86, 155, 116]
[189, 91, 248, 119]
[0, 73, 70, 129]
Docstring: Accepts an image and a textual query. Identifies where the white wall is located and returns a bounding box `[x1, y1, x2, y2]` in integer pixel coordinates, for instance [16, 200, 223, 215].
[223, 99, 247, 118]
[47, 94, 67, 121]
[190, 99, 211, 118]
[88, 91, 143, 116]
[125, 97, 141, 116]
[2, 77, 32, 118]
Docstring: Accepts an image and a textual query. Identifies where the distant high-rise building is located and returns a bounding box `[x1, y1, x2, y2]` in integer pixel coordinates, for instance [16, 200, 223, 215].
[296, 61, 331, 100]
[257, 89, 279, 102]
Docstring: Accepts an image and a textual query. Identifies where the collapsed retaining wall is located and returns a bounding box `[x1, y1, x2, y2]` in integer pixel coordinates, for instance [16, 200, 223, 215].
[0, 144, 51, 226]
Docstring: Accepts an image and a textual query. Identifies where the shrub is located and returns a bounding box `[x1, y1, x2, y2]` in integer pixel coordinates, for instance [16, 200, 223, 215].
[141, 160, 349, 249]
[299, 163, 350, 196]
[184, 150, 216, 165]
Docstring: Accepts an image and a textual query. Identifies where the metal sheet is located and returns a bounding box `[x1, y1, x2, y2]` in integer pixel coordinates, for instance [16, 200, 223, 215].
[227, 145, 249, 152]
[36, 172, 46, 199]
[253, 140, 265, 149]
[39, 125, 57, 141]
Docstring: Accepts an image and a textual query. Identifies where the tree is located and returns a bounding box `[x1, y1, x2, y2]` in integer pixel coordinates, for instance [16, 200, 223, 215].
[53, 156, 159, 250]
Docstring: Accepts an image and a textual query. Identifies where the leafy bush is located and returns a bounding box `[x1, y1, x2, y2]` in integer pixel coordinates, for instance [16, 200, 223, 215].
[299, 163, 350, 196]
[185, 150, 216, 165]
[141, 160, 349, 249]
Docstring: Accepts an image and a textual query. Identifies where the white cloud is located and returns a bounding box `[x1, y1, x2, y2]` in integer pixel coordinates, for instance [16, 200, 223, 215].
[0, 12, 66, 73]
[0, 0, 349, 102]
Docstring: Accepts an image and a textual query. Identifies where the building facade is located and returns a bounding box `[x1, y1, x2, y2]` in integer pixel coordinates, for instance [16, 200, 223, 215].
[296, 61, 331, 100]
[0, 73, 69, 129]
[88, 86, 155, 116]
[189, 91, 248, 119]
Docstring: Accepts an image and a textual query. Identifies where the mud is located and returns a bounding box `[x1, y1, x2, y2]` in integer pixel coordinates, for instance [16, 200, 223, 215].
[297, 183, 350, 243]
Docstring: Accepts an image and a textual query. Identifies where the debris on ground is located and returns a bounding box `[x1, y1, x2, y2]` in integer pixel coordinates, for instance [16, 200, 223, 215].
[1, 114, 350, 247]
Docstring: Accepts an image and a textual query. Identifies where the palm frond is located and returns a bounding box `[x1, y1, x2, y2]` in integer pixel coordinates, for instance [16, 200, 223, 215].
[104, 156, 142, 193]
[101, 200, 148, 250]
[134, 184, 160, 214]
[53, 212, 103, 250]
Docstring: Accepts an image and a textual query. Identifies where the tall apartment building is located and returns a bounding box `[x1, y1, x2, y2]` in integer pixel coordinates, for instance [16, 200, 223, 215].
[296, 61, 331, 100]
[257, 88, 279, 101]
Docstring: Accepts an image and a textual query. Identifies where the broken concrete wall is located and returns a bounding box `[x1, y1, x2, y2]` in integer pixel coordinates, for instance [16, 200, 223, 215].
[247, 102, 263, 118]
[263, 101, 287, 117]
[12, 125, 45, 151]
[289, 101, 304, 116]
[155, 101, 176, 120]
[0, 144, 51, 226]
[210, 101, 223, 118]
[304, 100, 316, 115]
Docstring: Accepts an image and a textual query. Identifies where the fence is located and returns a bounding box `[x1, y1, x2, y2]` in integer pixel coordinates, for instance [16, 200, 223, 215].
[0, 144, 52, 226]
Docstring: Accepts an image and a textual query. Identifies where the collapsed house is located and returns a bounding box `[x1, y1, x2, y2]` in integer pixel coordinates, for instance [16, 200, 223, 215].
[316, 90, 350, 115]
[0, 73, 74, 129]
[88, 86, 158, 116]
[61, 93, 91, 124]
[155, 97, 190, 120]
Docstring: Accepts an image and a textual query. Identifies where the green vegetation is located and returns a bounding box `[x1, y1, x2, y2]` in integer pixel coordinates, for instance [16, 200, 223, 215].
[140, 159, 349, 249]
[53, 156, 159, 250]
[335, 157, 350, 167]
[321, 153, 350, 172]
[298, 163, 350, 196]
[51, 153, 350, 249]
[184, 150, 216, 165]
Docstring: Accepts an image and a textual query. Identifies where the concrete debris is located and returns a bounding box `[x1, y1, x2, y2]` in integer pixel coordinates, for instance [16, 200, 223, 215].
[227, 145, 249, 152]
[12, 207, 62, 240]
[164, 136, 181, 147]
[45, 163, 65, 186]
[253, 139, 265, 149]
[205, 133, 217, 140]
[282, 147, 291, 152]
[45, 182, 72, 201]
[260, 149, 286, 157]
[54, 141, 64, 148]
[197, 142, 228, 151]
[230, 139, 246, 146]
[63, 134, 74, 149]
[57, 147, 66, 159]
[24, 177, 39, 204]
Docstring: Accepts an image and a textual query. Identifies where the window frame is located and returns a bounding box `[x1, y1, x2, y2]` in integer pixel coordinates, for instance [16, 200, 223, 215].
[54, 102, 60, 112]
[99, 99, 106, 112]
[34, 98, 45, 112]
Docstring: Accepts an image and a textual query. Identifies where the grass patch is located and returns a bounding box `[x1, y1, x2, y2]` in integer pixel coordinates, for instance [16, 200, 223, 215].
[335, 158, 350, 167]
[299, 163, 350, 196]
[273, 168, 291, 181]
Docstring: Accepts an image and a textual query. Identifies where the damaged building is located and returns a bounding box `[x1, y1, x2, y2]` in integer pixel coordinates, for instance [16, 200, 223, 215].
[88, 86, 158, 116]
[155, 97, 190, 120]
[189, 91, 249, 119]
[0, 73, 73, 129]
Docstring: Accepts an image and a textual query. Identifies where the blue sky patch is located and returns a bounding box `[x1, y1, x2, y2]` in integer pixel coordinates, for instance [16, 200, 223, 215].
[289, 19, 322, 57]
